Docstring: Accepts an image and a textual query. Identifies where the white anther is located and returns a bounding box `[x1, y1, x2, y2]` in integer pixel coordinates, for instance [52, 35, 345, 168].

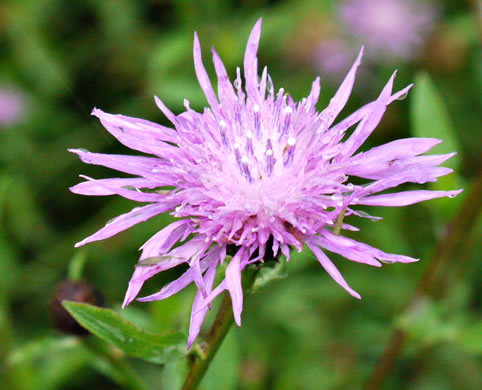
[287, 137, 296, 146]
[266, 149, 273, 156]
[253, 104, 260, 112]
[233, 142, 240, 149]
[246, 131, 253, 139]
[241, 156, 249, 164]
[219, 120, 226, 128]
[283, 106, 293, 114]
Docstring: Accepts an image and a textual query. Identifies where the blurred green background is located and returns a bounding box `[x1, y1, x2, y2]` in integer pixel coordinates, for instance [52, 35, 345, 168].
[0, 0, 480, 389]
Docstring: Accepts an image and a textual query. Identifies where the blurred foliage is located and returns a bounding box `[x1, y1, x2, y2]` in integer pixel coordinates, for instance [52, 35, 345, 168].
[0, 0, 480, 389]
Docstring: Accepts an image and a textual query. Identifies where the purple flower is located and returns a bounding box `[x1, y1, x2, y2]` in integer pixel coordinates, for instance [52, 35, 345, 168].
[0, 87, 25, 127]
[339, 0, 437, 61]
[71, 19, 461, 347]
[312, 38, 357, 80]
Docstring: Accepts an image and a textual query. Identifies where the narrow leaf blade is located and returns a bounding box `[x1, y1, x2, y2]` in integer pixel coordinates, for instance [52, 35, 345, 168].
[63, 301, 187, 364]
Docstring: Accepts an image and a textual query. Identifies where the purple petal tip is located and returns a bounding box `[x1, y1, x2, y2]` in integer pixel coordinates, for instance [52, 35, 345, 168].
[357, 45, 365, 60]
[449, 189, 464, 198]
[91, 107, 102, 117]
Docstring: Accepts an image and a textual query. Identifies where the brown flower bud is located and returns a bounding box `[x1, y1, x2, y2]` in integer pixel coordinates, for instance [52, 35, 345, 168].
[50, 281, 103, 335]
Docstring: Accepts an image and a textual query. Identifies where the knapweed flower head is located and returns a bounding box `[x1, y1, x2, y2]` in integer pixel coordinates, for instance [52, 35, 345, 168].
[71, 19, 461, 347]
[339, 0, 437, 61]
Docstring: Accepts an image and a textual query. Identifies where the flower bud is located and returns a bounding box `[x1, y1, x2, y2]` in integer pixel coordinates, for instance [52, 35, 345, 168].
[50, 280, 103, 335]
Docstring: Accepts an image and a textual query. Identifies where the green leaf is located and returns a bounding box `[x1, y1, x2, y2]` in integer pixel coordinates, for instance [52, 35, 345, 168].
[62, 301, 187, 364]
[7, 336, 81, 366]
[410, 72, 464, 218]
[411, 73, 461, 169]
[7, 336, 92, 390]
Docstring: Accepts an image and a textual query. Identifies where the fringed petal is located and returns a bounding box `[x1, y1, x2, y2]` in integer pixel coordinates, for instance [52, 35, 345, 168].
[225, 248, 245, 326]
[319, 230, 418, 264]
[193, 32, 219, 110]
[212, 47, 237, 104]
[354, 189, 463, 207]
[136, 246, 221, 302]
[347, 153, 457, 180]
[70, 177, 160, 196]
[305, 77, 321, 111]
[69, 149, 166, 179]
[75, 203, 171, 247]
[338, 71, 398, 159]
[92, 108, 178, 156]
[321, 46, 364, 129]
[244, 18, 262, 99]
[306, 239, 361, 299]
[72, 175, 166, 202]
[140, 220, 193, 257]
[355, 166, 454, 198]
[123, 256, 187, 308]
[188, 257, 219, 348]
[91, 108, 177, 143]
[154, 96, 178, 126]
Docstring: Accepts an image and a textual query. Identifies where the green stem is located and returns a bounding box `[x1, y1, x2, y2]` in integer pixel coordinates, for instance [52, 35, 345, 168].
[67, 252, 87, 281]
[181, 266, 257, 390]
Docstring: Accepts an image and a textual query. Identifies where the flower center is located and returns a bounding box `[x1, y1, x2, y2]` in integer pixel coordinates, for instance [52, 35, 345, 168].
[217, 99, 302, 185]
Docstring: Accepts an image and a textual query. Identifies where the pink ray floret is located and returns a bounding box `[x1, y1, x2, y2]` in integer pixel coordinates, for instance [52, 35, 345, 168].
[70, 19, 462, 348]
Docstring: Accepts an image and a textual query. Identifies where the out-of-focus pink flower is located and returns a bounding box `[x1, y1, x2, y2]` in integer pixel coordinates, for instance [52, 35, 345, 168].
[71, 19, 461, 348]
[339, 0, 437, 61]
[312, 38, 356, 79]
[0, 87, 25, 127]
